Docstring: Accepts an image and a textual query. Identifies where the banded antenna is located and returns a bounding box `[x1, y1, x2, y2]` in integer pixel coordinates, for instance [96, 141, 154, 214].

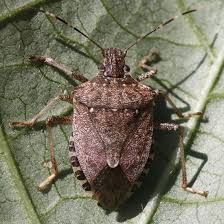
[124, 9, 196, 54]
[37, 9, 104, 52]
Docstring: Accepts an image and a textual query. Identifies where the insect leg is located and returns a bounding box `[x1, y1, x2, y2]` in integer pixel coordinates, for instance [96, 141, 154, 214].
[157, 90, 202, 119]
[155, 122, 208, 197]
[28, 55, 88, 83]
[136, 69, 157, 82]
[137, 50, 160, 81]
[38, 115, 73, 191]
[9, 94, 73, 128]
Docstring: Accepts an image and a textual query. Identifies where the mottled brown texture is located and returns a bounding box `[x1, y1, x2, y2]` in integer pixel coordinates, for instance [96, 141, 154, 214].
[102, 48, 126, 78]
[75, 75, 156, 109]
[71, 48, 157, 209]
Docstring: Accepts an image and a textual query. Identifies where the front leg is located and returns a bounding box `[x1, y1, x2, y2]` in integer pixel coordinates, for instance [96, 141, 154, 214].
[137, 50, 160, 81]
[28, 56, 88, 83]
[138, 51, 200, 118]
[155, 122, 208, 197]
[136, 69, 157, 82]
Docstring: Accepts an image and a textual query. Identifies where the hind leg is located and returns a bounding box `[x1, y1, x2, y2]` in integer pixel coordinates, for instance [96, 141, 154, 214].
[37, 115, 73, 191]
[155, 122, 208, 197]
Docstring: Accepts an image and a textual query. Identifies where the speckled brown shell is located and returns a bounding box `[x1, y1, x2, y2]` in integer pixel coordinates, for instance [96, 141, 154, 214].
[72, 74, 156, 209]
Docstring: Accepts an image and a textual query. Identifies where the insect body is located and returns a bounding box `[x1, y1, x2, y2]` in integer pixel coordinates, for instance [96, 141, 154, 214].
[71, 48, 156, 208]
[10, 8, 208, 210]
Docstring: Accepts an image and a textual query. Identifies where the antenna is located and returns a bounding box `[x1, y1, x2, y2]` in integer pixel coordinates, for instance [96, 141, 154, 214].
[37, 9, 104, 52]
[124, 9, 196, 54]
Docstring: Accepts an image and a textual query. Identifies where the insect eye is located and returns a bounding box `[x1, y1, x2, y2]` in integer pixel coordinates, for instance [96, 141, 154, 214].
[124, 65, 130, 72]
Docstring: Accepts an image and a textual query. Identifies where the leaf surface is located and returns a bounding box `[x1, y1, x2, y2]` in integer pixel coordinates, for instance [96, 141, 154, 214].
[0, 0, 224, 223]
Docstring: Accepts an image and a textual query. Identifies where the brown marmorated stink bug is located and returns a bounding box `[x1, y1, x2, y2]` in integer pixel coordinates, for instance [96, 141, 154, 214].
[10, 8, 208, 210]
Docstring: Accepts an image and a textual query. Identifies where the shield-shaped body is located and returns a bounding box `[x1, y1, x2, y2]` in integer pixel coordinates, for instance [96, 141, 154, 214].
[70, 74, 156, 209]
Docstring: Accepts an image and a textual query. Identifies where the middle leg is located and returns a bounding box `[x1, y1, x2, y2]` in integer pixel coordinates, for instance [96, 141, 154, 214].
[137, 50, 160, 82]
[10, 94, 73, 128]
[156, 90, 202, 119]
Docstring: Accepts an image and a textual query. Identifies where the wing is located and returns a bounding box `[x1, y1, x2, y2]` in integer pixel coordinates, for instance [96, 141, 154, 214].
[73, 101, 141, 184]
[120, 105, 154, 183]
[90, 106, 140, 168]
[73, 102, 107, 184]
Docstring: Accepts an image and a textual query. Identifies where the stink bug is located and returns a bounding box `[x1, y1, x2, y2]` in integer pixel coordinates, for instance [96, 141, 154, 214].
[10, 8, 208, 210]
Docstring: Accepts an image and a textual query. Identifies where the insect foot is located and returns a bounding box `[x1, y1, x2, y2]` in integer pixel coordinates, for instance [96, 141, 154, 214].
[9, 8, 208, 210]
[183, 184, 208, 197]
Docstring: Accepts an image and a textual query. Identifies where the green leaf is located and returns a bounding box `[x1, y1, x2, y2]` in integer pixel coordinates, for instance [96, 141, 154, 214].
[1, 0, 224, 223]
